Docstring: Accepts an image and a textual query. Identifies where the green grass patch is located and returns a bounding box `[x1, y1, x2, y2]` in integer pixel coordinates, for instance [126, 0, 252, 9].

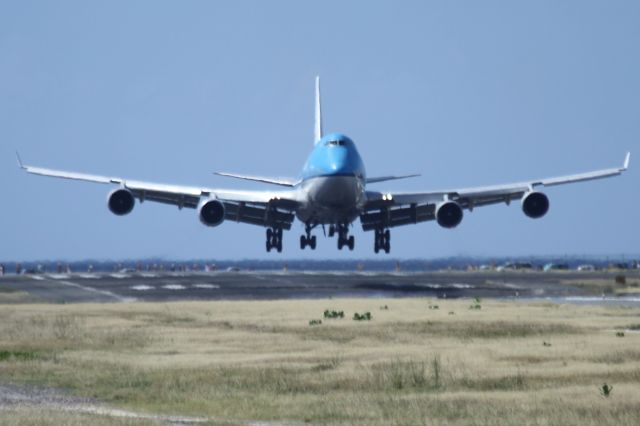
[0, 349, 42, 361]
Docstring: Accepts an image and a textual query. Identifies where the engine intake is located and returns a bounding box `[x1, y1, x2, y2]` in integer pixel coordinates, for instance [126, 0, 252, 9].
[199, 199, 225, 227]
[522, 191, 549, 219]
[436, 201, 463, 228]
[107, 189, 135, 216]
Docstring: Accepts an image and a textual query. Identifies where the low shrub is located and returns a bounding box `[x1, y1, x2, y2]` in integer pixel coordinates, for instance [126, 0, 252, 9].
[353, 312, 372, 321]
[323, 310, 344, 319]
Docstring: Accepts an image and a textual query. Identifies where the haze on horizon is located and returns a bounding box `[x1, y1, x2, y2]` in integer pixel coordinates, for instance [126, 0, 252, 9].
[1, 1, 638, 261]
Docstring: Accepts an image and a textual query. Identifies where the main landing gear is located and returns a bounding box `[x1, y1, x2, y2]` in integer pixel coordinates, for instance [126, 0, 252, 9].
[374, 228, 391, 254]
[337, 223, 354, 251]
[266, 227, 283, 252]
[300, 223, 317, 250]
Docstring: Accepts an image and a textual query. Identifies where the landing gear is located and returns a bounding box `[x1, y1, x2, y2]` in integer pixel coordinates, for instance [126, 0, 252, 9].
[300, 223, 317, 250]
[266, 227, 283, 252]
[374, 228, 390, 254]
[337, 223, 354, 251]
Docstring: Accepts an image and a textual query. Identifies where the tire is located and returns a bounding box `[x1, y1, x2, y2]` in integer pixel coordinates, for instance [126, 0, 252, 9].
[300, 235, 306, 250]
[348, 235, 354, 250]
[310, 236, 317, 250]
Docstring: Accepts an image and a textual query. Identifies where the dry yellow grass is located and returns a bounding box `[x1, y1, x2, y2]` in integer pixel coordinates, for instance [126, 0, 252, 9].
[1, 298, 639, 425]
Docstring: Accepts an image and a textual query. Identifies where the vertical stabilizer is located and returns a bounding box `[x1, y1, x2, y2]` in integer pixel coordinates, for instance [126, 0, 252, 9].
[314, 76, 323, 144]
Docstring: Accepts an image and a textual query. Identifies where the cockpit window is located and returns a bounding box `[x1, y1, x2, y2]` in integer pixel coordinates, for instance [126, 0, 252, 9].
[326, 140, 345, 146]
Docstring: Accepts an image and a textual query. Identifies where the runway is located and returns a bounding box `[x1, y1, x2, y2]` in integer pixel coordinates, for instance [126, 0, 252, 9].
[2, 270, 637, 304]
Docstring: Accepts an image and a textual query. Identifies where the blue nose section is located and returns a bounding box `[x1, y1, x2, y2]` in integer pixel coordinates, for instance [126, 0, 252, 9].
[301, 133, 366, 180]
[327, 147, 351, 173]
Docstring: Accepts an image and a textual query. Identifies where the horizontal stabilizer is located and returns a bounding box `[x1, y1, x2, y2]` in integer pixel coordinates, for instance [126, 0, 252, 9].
[214, 172, 298, 187]
[366, 174, 421, 184]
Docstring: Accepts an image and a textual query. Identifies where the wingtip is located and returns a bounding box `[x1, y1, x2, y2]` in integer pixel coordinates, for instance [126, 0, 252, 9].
[623, 152, 631, 170]
[15, 151, 25, 169]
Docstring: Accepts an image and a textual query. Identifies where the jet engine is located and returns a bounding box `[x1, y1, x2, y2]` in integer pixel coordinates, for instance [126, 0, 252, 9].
[107, 188, 135, 216]
[521, 191, 549, 219]
[198, 199, 225, 227]
[436, 201, 463, 228]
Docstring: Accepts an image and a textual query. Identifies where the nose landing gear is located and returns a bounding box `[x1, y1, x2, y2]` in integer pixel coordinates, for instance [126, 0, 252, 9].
[266, 227, 283, 252]
[374, 228, 390, 254]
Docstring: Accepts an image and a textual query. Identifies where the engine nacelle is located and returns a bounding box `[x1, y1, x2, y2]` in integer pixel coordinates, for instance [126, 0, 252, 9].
[198, 199, 225, 227]
[521, 191, 549, 219]
[436, 201, 463, 228]
[107, 188, 135, 216]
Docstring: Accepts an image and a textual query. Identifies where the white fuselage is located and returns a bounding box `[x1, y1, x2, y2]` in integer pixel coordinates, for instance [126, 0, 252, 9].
[295, 175, 366, 224]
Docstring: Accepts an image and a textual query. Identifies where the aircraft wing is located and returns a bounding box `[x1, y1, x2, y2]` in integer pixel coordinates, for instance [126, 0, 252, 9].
[214, 171, 298, 187]
[18, 157, 300, 230]
[366, 173, 420, 184]
[360, 153, 630, 231]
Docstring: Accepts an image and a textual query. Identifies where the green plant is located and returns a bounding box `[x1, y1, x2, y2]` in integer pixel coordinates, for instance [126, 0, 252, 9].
[616, 331, 625, 337]
[308, 319, 322, 326]
[323, 310, 344, 319]
[469, 297, 482, 310]
[600, 383, 613, 397]
[353, 312, 372, 321]
[428, 305, 439, 310]
[543, 341, 552, 347]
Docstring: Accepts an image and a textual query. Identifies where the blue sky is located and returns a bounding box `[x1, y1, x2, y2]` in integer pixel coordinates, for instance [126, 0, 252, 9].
[1, 1, 638, 261]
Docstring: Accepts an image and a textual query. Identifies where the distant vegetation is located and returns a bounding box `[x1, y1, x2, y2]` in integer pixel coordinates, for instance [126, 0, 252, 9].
[1, 256, 639, 275]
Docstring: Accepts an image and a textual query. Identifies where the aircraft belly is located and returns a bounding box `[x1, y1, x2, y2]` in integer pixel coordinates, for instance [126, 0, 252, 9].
[296, 176, 364, 224]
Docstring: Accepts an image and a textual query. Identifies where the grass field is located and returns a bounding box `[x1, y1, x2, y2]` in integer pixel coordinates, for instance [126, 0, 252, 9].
[1, 298, 640, 425]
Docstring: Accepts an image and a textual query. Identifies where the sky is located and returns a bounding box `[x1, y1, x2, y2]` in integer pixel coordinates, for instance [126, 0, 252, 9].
[1, 1, 638, 261]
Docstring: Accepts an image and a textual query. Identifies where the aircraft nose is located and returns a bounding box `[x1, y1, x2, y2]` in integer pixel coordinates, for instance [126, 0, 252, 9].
[328, 147, 350, 173]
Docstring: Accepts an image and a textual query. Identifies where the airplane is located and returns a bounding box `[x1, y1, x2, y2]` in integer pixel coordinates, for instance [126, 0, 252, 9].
[18, 77, 630, 254]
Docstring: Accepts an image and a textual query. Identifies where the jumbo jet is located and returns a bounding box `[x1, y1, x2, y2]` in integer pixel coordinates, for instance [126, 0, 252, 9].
[18, 77, 630, 253]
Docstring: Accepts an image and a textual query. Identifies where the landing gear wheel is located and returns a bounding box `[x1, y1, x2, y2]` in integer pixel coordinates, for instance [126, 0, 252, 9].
[337, 223, 353, 251]
[374, 228, 391, 254]
[266, 227, 283, 253]
[301, 222, 318, 250]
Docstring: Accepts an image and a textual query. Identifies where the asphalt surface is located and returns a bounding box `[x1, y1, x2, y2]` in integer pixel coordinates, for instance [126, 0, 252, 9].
[1, 270, 635, 303]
